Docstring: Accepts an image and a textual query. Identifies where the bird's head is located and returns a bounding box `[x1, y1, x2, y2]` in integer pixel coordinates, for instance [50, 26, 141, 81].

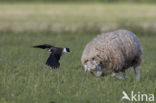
[63, 48, 70, 53]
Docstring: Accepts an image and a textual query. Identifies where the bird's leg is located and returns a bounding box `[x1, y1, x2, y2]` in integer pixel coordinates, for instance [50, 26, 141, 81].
[111, 71, 126, 80]
[133, 66, 140, 81]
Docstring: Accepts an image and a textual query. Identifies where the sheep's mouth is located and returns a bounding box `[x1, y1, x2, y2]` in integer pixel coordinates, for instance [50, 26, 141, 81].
[89, 70, 105, 77]
[101, 73, 105, 77]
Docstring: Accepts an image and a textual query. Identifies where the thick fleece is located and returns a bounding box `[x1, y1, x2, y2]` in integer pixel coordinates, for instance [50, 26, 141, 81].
[81, 29, 143, 75]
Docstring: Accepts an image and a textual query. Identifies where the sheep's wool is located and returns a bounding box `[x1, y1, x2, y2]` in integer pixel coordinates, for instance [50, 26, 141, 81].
[81, 29, 143, 74]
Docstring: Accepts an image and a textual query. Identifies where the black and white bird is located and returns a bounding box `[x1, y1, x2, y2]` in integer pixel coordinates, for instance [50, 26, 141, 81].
[33, 44, 70, 68]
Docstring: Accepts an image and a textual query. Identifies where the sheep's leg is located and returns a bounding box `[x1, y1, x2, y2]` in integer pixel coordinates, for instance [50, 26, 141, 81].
[133, 66, 140, 81]
[111, 72, 126, 80]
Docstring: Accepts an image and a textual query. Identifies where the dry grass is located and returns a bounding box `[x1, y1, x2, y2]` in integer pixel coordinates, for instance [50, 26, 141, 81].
[0, 3, 156, 32]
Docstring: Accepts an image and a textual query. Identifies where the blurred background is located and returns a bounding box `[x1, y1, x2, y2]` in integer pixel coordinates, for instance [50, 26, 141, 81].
[0, 0, 156, 103]
[0, 0, 156, 33]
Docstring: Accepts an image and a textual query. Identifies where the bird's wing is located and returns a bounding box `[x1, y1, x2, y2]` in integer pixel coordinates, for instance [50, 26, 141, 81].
[33, 44, 54, 49]
[46, 53, 61, 68]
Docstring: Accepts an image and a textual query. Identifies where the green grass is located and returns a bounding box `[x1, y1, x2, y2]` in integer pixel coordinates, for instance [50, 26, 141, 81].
[0, 30, 156, 103]
[0, 3, 156, 103]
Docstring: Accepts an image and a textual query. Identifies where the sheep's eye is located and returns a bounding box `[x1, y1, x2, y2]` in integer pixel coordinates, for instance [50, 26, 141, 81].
[85, 60, 88, 63]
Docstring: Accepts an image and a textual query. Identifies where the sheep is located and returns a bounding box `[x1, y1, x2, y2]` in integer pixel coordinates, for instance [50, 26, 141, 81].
[81, 29, 143, 80]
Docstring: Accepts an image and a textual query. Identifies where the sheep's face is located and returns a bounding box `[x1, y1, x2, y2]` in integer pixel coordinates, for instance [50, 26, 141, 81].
[84, 60, 97, 71]
[84, 59, 102, 76]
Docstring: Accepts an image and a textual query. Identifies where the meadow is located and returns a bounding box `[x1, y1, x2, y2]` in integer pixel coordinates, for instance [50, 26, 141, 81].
[0, 3, 156, 103]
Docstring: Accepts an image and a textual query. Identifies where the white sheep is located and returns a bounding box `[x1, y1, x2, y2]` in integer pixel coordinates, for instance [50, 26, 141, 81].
[81, 29, 143, 80]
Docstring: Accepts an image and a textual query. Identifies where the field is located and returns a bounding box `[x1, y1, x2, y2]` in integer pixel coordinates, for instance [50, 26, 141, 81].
[0, 3, 156, 103]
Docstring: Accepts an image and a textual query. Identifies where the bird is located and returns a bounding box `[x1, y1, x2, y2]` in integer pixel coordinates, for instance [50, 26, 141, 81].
[33, 44, 70, 68]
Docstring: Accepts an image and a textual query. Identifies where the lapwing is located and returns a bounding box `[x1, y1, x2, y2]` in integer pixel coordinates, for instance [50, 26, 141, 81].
[33, 44, 70, 68]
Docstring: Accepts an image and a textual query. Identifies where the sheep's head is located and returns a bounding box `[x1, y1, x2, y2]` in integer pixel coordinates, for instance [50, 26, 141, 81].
[84, 59, 102, 76]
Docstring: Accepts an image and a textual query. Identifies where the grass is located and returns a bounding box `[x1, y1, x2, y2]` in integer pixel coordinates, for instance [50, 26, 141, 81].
[0, 3, 156, 32]
[0, 30, 156, 103]
[0, 3, 156, 103]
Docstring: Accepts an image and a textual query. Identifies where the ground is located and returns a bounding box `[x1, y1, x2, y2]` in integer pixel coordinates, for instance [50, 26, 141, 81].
[0, 3, 156, 103]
